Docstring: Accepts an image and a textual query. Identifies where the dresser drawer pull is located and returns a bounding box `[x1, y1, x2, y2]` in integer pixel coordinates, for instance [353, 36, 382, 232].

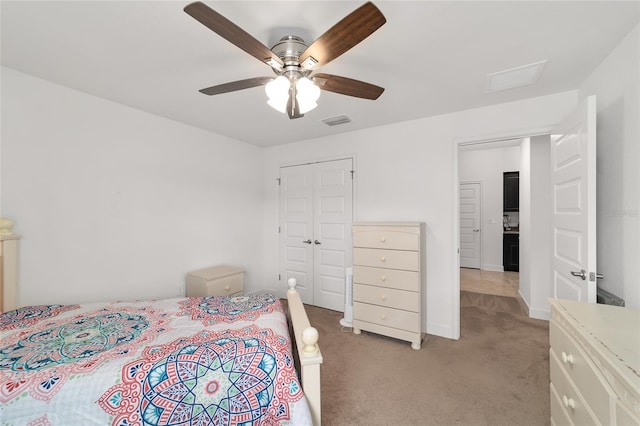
[380, 314, 387, 320]
[380, 294, 387, 301]
[380, 256, 387, 262]
[224, 285, 231, 292]
[561, 351, 575, 365]
[380, 236, 386, 242]
[562, 395, 576, 410]
[380, 275, 387, 281]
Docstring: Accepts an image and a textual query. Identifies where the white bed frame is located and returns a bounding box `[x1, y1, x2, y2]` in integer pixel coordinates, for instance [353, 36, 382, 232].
[286, 278, 322, 426]
[1, 254, 322, 424]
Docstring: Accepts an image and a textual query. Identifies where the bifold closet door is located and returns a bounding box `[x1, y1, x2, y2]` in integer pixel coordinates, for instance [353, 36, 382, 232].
[280, 158, 353, 311]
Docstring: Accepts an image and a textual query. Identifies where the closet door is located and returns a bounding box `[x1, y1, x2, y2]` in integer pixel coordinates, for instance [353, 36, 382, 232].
[280, 158, 353, 311]
[280, 164, 315, 304]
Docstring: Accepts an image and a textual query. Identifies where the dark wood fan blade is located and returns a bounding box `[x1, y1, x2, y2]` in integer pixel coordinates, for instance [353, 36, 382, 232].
[199, 77, 273, 95]
[184, 2, 284, 69]
[286, 92, 304, 119]
[314, 73, 384, 100]
[299, 2, 385, 70]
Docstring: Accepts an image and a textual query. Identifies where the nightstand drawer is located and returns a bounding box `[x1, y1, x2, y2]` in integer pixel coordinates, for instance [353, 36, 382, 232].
[353, 302, 419, 332]
[353, 227, 419, 250]
[353, 248, 419, 271]
[353, 265, 419, 292]
[353, 283, 419, 312]
[186, 265, 244, 297]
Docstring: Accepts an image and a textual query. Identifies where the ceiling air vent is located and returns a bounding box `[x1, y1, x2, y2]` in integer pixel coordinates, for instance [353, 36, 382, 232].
[322, 115, 352, 126]
[486, 60, 547, 93]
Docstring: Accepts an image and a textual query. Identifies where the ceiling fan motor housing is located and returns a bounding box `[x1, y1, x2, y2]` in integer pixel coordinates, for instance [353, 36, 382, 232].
[271, 36, 310, 79]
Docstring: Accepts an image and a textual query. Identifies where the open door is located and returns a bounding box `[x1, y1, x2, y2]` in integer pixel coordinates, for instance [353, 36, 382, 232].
[551, 95, 597, 302]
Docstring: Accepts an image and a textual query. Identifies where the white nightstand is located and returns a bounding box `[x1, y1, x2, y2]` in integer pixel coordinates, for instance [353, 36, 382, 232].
[186, 265, 244, 297]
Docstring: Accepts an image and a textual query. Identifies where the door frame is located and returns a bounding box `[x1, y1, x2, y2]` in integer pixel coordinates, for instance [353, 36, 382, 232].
[452, 127, 552, 340]
[459, 180, 483, 269]
[277, 154, 358, 299]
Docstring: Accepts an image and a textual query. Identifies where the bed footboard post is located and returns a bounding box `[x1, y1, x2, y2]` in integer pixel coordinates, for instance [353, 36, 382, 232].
[287, 278, 322, 426]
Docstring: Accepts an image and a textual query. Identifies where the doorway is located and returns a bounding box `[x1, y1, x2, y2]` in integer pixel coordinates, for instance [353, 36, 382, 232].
[458, 140, 521, 300]
[279, 158, 353, 311]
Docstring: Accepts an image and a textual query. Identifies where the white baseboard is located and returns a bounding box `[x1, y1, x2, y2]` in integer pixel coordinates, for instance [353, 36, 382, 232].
[426, 321, 457, 340]
[528, 307, 551, 320]
[518, 290, 550, 321]
[482, 264, 504, 272]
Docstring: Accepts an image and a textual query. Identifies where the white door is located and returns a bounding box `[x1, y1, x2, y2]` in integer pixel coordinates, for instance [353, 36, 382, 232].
[551, 96, 597, 303]
[280, 159, 353, 311]
[460, 182, 481, 269]
[279, 164, 315, 303]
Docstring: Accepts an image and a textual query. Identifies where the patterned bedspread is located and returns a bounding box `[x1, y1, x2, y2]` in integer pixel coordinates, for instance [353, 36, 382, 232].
[0, 294, 311, 425]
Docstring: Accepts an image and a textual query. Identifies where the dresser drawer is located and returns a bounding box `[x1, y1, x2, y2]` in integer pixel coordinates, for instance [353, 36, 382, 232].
[550, 381, 574, 426]
[550, 349, 599, 426]
[353, 283, 419, 312]
[550, 320, 614, 424]
[353, 302, 420, 332]
[353, 265, 419, 292]
[353, 248, 419, 271]
[353, 226, 419, 250]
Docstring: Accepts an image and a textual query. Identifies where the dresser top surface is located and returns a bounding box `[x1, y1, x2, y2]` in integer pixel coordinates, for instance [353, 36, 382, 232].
[550, 298, 640, 390]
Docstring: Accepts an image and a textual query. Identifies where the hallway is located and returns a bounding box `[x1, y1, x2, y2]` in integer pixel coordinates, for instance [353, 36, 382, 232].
[460, 268, 519, 298]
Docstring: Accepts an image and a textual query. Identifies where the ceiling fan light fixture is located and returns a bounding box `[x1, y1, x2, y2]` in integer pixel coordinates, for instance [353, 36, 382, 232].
[296, 77, 321, 114]
[267, 97, 288, 113]
[265, 76, 291, 113]
[300, 56, 319, 70]
[264, 58, 284, 70]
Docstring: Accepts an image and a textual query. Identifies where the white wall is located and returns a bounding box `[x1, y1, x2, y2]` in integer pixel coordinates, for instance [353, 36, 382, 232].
[262, 91, 577, 340]
[577, 24, 640, 309]
[1, 67, 265, 305]
[459, 145, 520, 271]
[519, 139, 532, 309]
[519, 136, 552, 319]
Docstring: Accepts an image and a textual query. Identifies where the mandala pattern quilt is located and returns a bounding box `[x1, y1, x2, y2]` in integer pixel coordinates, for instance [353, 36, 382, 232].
[0, 295, 311, 425]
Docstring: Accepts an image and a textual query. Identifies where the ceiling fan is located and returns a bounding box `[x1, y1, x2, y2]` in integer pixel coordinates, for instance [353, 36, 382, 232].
[184, 1, 386, 119]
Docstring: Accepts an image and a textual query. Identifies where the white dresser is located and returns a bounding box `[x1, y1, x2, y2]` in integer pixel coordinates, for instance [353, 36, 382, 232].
[549, 299, 640, 425]
[352, 222, 424, 350]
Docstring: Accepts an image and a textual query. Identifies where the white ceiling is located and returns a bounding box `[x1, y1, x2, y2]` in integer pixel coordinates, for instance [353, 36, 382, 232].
[2, 1, 638, 147]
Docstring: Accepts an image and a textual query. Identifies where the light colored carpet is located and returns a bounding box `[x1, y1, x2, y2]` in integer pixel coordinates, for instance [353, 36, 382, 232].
[303, 291, 550, 425]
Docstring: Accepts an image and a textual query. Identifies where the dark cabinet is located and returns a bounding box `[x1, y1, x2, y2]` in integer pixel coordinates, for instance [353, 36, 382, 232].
[503, 233, 519, 272]
[503, 172, 519, 212]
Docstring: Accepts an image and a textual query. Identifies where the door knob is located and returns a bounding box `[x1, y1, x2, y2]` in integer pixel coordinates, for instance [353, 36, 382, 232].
[302, 239, 312, 244]
[314, 240, 321, 245]
[570, 269, 587, 280]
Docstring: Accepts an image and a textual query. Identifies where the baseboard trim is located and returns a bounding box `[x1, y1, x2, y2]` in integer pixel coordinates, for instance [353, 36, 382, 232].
[528, 307, 551, 320]
[482, 264, 504, 272]
[426, 321, 456, 340]
[518, 290, 550, 320]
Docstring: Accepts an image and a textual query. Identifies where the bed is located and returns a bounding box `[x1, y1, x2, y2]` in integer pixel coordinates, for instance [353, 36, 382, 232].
[0, 278, 321, 425]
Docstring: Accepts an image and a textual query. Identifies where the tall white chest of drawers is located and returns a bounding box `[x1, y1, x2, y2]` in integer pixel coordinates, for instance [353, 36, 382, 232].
[549, 299, 640, 426]
[352, 222, 424, 350]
